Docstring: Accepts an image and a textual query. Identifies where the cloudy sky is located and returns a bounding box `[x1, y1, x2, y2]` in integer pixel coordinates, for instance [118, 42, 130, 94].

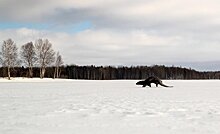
[1, 0, 220, 71]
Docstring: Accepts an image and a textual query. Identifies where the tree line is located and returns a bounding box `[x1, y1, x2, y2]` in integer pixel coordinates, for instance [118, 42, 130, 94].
[1, 38, 220, 80]
[1, 64, 220, 80]
[64, 65, 220, 80]
[0, 38, 63, 80]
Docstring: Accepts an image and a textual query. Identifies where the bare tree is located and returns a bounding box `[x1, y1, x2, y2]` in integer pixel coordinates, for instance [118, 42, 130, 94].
[54, 51, 64, 79]
[35, 39, 55, 78]
[0, 39, 19, 80]
[20, 42, 37, 78]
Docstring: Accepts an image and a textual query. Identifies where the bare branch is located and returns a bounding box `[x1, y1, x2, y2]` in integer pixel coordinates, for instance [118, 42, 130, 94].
[54, 51, 64, 78]
[0, 38, 19, 80]
[20, 42, 37, 78]
[35, 39, 55, 78]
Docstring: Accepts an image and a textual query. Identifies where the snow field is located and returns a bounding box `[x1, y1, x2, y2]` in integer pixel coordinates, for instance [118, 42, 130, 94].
[0, 79, 220, 134]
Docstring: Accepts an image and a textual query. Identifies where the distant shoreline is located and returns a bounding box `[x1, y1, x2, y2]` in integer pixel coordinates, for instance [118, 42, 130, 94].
[1, 64, 220, 80]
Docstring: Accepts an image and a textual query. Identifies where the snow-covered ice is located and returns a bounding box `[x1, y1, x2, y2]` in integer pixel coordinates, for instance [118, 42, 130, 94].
[1, 78, 220, 134]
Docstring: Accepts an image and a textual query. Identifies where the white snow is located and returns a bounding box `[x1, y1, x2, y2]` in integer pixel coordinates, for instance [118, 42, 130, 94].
[1, 78, 220, 134]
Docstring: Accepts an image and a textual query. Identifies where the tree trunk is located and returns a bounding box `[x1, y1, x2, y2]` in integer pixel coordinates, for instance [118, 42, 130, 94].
[7, 66, 11, 80]
[56, 66, 59, 78]
[53, 67, 57, 79]
[40, 66, 46, 79]
[29, 67, 33, 78]
[40, 67, 42, 78]
[41, 67, 46, 79]
[58, 68, 62, 78]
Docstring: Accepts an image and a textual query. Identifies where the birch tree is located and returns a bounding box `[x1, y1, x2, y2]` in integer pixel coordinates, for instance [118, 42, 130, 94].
[0, 39, 19, 80]
[35, 39, 55, 78]
[54, 51, 64, 78]
[20, 42, 37, 78]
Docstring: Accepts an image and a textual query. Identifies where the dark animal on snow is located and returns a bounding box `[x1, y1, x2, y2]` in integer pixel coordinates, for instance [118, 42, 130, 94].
[136, 76, 173, 88]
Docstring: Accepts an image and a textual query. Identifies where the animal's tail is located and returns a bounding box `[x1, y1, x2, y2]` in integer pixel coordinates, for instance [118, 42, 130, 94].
[160, 83, 173, 88]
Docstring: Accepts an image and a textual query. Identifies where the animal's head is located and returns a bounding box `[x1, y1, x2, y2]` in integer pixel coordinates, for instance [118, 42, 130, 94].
[136, 80, 145, 85]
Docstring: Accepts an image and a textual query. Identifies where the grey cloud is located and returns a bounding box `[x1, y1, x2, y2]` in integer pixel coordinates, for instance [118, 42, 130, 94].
[1, 0, 220, 33]
[1, 28, 220, 71]
[1, 0, 220, 70]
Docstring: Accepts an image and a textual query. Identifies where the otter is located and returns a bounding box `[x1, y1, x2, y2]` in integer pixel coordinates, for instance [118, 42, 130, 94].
[136, 76, 173, 88]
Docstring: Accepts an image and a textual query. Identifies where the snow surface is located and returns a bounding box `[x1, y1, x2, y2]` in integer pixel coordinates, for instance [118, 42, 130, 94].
[1, 78, 220, 134]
